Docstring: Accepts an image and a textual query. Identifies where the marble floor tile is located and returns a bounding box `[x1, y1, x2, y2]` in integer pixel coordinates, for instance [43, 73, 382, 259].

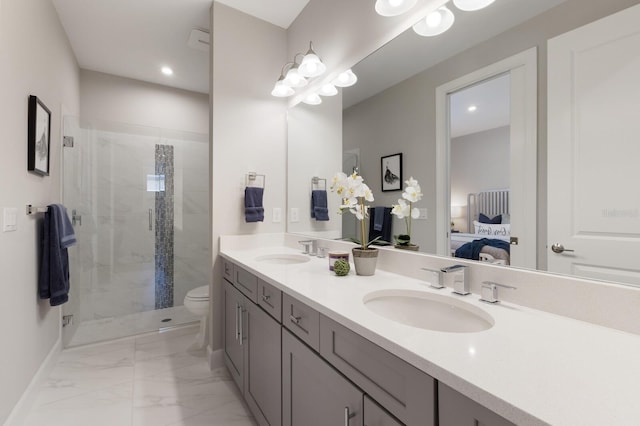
[23, 327, 255, 426]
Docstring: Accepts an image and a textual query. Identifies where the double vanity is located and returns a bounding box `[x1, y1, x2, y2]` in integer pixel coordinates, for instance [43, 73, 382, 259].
[219, 234, 640, 426]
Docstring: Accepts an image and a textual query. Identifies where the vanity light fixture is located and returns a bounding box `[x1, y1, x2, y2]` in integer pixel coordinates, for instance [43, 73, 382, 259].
[319, 83, 339, 97]
[302, 93, 323, 105]
[298, 42, 327, 78]
[452, 0, 495, 11]
[284, 60, 308, 88]
[375, 0, 418, 17]
[332, 69, 358, 87]
[413, 5, 455, 37]
[271, 74, 295, 97]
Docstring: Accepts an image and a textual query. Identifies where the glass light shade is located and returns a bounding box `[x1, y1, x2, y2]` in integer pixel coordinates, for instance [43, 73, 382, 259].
[299, 53, 326, 78]
[271, 78, 294, 97]
[375, 0, 418, 17]
[302, 93, 322, 105]
[319, 83, 338, 96]
[413, 6, 455, 37]
[452, 0, 495, 11]
[284, 66, 308, 88]
[332, 69, 358, 88]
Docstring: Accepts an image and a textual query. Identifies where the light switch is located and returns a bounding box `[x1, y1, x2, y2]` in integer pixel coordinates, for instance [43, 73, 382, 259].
[3, 208, 18, 232]
[273, 207, 282, 223]
[416, 208, 428, 220]
[290, 208, 299, 223]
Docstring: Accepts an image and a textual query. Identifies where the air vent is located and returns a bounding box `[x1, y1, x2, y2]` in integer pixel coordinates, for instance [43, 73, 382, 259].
[188, 29, 210, 52]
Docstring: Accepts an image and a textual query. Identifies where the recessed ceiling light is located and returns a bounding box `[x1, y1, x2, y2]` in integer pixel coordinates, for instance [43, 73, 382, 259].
[467, 105, 478, 112]
[161, 66, 173, 76]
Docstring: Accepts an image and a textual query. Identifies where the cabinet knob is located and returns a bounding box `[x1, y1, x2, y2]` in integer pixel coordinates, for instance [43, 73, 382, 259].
[344, 407, 356, 425]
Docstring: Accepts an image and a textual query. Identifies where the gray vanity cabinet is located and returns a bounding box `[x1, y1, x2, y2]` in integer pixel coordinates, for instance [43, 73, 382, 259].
[364, 396, 403, 426]
[438, 383, 515, 426]
[320, 315, 436, 426]
[223, 278, 282, 426]
[223, 280, 244, 392]
[282, 328, 363, 426]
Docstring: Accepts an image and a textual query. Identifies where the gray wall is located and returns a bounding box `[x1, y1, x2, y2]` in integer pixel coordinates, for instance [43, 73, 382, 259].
[210, 3, 288, 352]
[451, 127, 510, 233]
[0, 0, 80, 423]
[343, 0, 639, 264]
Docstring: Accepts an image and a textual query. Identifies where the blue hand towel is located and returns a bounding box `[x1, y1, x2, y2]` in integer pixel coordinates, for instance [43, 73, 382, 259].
[373, 206, 385, 231]
[39, 204, 76, 306]
[311, 190, 329, 221]
[245, 187, 264, 222]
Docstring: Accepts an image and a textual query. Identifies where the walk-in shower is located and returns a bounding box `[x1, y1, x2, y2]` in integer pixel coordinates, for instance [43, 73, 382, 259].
[62, 116, 210, 347]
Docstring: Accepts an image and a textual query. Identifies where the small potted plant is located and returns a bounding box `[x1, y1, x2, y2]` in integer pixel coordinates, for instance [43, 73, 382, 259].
[330, 172, 380, 275]
[391, 177, 422, 251]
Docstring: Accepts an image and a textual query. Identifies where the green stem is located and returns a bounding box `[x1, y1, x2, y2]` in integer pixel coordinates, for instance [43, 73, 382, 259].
[407, 201, 412, 239]
[360, 198, 366, 249]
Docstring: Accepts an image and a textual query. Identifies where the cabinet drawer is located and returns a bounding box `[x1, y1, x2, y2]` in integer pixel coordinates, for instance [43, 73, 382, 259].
[320, 315, 436, 426]
[282, 293, 320, 351]
[364, 395, 403, 426]
[222, 258, 234, 283]
[439, 383, 515, 426]
[234, 265, 258, 303]
[258, 279, 282, 323]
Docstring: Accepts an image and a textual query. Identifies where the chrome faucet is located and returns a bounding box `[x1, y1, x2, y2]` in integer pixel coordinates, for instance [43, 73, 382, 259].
[421, 267, 445, 289]
[441, 265, 469, 295]
[298, 239, 318, 256]
[480, 281, 517, 303]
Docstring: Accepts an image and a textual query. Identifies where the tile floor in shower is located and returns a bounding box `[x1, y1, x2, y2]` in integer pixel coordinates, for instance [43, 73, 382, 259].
[24, 325, 256, 426]
[68, 305, 200, 347]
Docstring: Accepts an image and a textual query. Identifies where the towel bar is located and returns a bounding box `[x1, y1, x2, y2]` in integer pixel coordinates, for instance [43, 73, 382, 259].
[26, 204, 49, 215]
[311, 177, 327, 191]
[246, 172, 266, 188]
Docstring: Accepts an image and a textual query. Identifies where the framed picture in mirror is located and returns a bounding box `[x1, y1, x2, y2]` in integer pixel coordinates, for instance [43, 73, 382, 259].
[27, 95, 51, 176]
[381, 153, 402, 191]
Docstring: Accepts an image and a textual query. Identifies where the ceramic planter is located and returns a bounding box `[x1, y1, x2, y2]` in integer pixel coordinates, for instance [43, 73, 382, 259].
[352, 248, 378, 276]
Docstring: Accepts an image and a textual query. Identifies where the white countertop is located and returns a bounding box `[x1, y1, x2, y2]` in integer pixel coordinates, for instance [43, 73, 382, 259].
[219, 240, 640, 426]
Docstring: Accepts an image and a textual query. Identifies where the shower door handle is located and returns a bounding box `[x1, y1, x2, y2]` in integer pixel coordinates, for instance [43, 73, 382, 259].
[148, 209, 153, 231]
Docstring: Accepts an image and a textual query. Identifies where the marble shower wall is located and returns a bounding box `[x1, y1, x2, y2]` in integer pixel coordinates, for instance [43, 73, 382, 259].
[67, 123, 209, 324]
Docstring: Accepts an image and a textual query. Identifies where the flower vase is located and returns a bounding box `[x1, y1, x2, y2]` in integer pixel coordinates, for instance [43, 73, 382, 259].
[352, 248, 378, 276]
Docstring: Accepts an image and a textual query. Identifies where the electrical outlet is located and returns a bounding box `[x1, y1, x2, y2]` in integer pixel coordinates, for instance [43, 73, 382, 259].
[273, 208, 282, 223]
[290, 208, 299, 223]
[3, 208, 17, 232]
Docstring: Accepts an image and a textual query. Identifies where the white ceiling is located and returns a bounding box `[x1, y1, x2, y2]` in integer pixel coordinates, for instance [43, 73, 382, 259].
[52, 0, 309, 95]
[449, 74, 510, 139]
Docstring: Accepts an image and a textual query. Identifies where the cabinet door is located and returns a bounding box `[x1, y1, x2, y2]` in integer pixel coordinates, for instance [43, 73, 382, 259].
[245, 301, 282, 426]
[438, 383, 515, 426]
[223, 280, 244, 392]
[364, 395, 403, 426]
[283, 329, 363, 426]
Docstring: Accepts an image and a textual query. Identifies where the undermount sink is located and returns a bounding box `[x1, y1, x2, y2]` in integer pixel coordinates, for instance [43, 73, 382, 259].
[255, 253, 311, 265]
[364, 290, 494, 333]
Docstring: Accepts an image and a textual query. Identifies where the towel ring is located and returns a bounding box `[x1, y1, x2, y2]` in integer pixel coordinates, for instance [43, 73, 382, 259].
[311, 177, 327, 191]
[246, 172, 266, 189]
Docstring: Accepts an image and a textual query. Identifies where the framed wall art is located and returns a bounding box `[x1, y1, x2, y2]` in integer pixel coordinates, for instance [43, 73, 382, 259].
[28, 95, 51, 176]
[381, 153, 402, 192]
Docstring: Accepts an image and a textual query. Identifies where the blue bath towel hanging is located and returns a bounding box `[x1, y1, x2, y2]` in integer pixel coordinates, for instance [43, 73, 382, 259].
[311, 190, 329, 221]
[245, 187, 265, 222]
[38, 204, 76, 306]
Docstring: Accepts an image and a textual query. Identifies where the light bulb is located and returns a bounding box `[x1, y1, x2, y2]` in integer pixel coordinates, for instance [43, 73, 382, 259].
[302, 93, 322, 105]
[319, 84, 338, 96]
[161, 66, 173, 76]
[284, 66, 308, 88]
[413, 6, 455, 37]
[375, 0, 418, 17]
[332, 69, 358, 88]
[271, 78, 294, 97]
[452, 0, 495, 11]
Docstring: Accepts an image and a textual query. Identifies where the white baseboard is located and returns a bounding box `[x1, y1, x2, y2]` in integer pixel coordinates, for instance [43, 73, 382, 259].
[207, 346, 224, 370]
[4, 338, 62, 426]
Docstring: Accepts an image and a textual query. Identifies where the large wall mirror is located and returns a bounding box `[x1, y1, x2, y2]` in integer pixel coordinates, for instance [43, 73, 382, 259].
[287, 0, 640, 287]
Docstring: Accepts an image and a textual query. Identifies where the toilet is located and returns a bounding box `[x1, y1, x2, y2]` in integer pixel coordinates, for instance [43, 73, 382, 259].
[184, 285, 210, 350]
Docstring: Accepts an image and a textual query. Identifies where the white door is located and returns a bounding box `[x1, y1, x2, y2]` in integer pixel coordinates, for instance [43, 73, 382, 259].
[547, 4, 640, 286]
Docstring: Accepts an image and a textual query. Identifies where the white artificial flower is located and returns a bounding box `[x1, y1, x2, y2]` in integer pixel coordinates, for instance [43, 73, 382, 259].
[402, 185, 423, 203]
[362, 183, 374, 202]
[411, 207, 420, 219]
[391, 199, 410, 219]
[330, 172, 348, 195]
[405, 177, 419, 188]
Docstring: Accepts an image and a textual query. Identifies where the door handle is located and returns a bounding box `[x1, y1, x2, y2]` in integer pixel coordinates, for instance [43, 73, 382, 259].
[551, 243, 574, 254]
[344, 407, 356, 425]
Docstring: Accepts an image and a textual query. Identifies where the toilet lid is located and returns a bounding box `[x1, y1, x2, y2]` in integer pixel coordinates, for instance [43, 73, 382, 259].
[186, 285, 209, 299]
